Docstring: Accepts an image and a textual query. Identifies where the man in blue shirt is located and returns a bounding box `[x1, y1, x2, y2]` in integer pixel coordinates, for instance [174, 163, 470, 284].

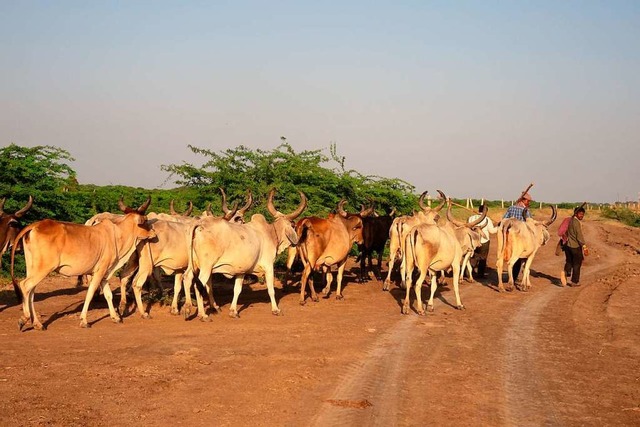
[502, 192, 532, 282]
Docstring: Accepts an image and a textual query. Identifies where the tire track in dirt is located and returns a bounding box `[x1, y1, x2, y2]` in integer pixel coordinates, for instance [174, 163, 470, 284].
[501, 221, 624, 425]
[310, 315, 417, 427]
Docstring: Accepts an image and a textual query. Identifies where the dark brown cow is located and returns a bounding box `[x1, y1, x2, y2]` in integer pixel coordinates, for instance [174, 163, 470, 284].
[295, 200, 364, 304]
[11, 197, 156, 330]
[0, 196, 33, 256]
[357, 206, 396, 282]
[0, 196, 33, 300]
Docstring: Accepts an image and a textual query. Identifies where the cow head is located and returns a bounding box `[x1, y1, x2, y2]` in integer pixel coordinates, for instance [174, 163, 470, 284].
[267, 188, 307, 253]
[445, 199, 487, 229]
[118, 196, 156, 240]
[0, 196, 33, 254]
[414, 190, 445, 224]
[523, 205, 557, 246]
[336, 199, 364, 245]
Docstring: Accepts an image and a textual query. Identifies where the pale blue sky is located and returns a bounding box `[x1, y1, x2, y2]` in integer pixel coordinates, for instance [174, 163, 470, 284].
[2, 1, 639, 203]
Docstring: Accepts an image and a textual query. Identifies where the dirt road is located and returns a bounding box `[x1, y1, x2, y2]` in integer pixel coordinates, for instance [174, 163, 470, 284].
[1, 217, 638, 426]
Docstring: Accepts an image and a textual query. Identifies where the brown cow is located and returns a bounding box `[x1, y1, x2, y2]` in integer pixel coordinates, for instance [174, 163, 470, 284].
[11, 197, 156, 330]
[295, 200, 364, 304]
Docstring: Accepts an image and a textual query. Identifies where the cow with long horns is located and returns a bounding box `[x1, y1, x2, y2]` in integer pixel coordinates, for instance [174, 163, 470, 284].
[187, 188, 307, 320]
[11, 197, 156, 330]
[496, 205, 557, 292]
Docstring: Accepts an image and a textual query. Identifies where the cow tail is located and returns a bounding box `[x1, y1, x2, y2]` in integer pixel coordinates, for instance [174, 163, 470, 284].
[10, 223, 36, 303]
[187, 224, 200, 277]
[503, 223, 512, 262]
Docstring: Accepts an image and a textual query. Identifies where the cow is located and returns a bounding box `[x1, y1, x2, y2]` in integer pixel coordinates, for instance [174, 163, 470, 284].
[357, 206, 396, 282]
[445, 202, 487, 283]
[283, 201, 374, 289]
[295, 200, 365, 304]
[382, 191, 445, 291]
[119, 189, 244, 317]
[401, 191, 485, 314]
[496, 205, 557, 292]
[187, 188, 307, 321]
[11, 197, 156, 330]
[0, 196, 33, 301]
[0, 196, 33, 257]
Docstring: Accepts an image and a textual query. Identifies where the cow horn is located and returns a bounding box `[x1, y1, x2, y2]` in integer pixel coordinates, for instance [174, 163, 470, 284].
[219, 188, 231, 215]
[205, 202, 212, 216]
[466, 206, 487, 228]
[434, 190, 446, 212]
[388, 207, 396, 217]
[222, 201, 239, 221]
[118, 196, 128, 212]
[360, 201, 375, 218]
[285, 191, 308, 220]
[236, 190, 253, 217]
[169, 200, 178, 215]
[418, 191, 429, 211]
[543, 205, 558, 227]
[0, 198, 5, 214]
[137, 196, 151, 214]
[336, 199, 349, 217]
[14, 195, 33, 218]
[183, 201, 193, 216]
[446, 199, 465, 227]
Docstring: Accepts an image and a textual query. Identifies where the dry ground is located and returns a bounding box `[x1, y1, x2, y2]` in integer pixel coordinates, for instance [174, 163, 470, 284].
[0, 212, 639, 426]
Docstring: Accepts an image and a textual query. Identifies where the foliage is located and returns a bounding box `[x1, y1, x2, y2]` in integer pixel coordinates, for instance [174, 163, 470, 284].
[601, 207, 640, 228]
[161, 141, 418, 216]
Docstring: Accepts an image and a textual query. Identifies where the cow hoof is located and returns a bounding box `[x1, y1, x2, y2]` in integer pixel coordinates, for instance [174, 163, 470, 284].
[170, 308, 180, 316]
[118, 306, 127, 316]
[229, 311, 239, 319]
[498, 286, 505, 293]
[457, 305, 466, 310]
[18, 317, 27, 331]
[336, 295, 344, 300]
[141, 313, 150, 320]
[312, 296, 319, 303]
[299, 300, 306, 306]
[80, 321, 91, 329]
[33, 323, 46, 331]
[272, 309, 281, 316]
[402, 305, 410, 315]
[417, 310, 426, 316]
[214, 306, 222, 314]
[200, 315, 212, 322]
[427, 305, 434, 313]
[112, 316, 123, 323]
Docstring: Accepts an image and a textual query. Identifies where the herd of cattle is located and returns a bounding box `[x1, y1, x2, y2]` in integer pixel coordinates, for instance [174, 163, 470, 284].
[0, 189, 557, 331]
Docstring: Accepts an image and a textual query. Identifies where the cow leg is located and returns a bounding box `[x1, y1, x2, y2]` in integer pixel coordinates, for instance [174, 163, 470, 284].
[264, 268, 281, 315]
[521, 257, 534, 291]
[118, 259, 138, 316]
[335, 262, 346, 300]
[18, 273, 47, 331]
[229, 275, 244, 318]
[496, 255, 506, 292]
[414, 270, 428, 315]
[170, 273, 183, 315]
[299, 263, 315, 305]
[181, 269, 197, 319]
[101, 281, 122, 323]
[462, 252, 474, 283]
[383, 246, 399, 291]
[402, 262, 413, 315]
[359, 250, 367, 283]
[130, 270, 151, 319]
[506, 257, 517, 292]
[79, 275, 106, 328]
[321, 267, 333, 296]
[426, 273, 438, 313]
[451, 263, 465, 310]
[205, 275, 221, 313]
[193, 269, 213, 322]
[375, 251, 383, 280]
